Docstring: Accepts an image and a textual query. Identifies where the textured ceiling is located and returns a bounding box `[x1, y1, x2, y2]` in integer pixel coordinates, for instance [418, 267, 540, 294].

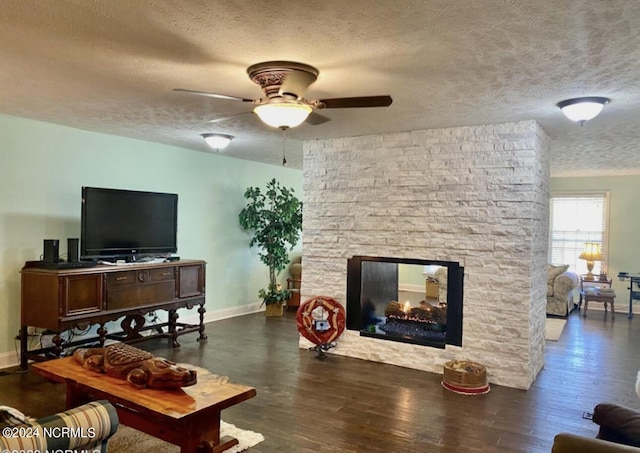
[1, 1, 640, 176]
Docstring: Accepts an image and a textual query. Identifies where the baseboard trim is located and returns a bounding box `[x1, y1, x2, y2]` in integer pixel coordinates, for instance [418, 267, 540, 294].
[175, 302, 265, 327]
[399, 284, 424, 293]
[0, 350, 19, 370]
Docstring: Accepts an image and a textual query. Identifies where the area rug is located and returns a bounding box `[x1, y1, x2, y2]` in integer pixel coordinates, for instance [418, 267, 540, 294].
[108, 421, 264, 453]
[545, 317, 567, 341]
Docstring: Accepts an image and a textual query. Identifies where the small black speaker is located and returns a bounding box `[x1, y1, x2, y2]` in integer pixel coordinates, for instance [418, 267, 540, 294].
[43, 239, 60, 263]
[67, 238, 80, 262]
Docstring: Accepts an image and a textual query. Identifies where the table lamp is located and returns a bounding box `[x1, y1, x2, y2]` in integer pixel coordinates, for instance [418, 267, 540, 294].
[579, 242, 602, 281]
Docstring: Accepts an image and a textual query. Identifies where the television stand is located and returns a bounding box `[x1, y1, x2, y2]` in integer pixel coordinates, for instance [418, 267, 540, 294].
[20, 259, 207, 370]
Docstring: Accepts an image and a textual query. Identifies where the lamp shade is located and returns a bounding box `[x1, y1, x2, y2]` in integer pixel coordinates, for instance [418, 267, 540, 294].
[202, 133, 233, 150]
[557, 97, 610, 124]
[578, 242, 603, 261]
[254, 103, 312, 129]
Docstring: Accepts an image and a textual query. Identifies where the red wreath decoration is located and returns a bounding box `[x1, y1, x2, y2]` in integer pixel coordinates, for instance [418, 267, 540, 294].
[296, 296, 346, 346]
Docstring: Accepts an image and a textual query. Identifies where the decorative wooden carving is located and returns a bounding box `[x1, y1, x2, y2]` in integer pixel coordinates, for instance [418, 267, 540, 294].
[73, 342, 197, 389]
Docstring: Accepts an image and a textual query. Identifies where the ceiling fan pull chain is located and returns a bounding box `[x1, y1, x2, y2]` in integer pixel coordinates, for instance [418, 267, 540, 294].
[281, 128, 287, 166]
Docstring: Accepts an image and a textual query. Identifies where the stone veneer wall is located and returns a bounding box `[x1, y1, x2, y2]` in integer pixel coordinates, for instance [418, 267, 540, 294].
[299, 120, 550, 390]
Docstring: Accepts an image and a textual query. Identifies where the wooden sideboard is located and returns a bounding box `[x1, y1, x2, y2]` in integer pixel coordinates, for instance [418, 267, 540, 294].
[20, 259, 206, 369]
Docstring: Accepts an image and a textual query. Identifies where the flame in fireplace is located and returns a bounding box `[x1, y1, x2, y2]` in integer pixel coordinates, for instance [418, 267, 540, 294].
[403, 301, 411, 313]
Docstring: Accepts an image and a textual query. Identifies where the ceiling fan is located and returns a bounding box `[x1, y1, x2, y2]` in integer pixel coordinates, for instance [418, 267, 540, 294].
[174, 61, 393, 130]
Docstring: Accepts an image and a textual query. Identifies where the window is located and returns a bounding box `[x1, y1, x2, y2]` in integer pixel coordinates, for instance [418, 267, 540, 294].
[549, 192, 609, 275]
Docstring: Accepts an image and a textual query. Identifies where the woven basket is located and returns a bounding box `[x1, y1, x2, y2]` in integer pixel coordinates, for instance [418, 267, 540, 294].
[443, 360, 487, 388]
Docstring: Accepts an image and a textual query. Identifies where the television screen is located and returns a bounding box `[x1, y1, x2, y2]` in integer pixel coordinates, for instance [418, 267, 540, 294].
[81, 187, 178, 260]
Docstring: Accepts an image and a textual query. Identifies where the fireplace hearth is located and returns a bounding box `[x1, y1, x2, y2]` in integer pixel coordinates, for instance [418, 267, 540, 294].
[346, 256, 463, 348]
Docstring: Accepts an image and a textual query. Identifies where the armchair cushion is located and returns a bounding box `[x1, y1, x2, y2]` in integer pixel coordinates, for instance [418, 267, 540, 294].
[0, 400, 119, 453]
[593, 403, 640, 448]
[553, 433, 640, 452]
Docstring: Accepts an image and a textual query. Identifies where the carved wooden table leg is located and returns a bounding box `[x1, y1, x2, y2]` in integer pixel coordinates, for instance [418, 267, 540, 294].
[52, 333, 64, 357]
[64, 381, 91, 410]
[611, 299, 615, 319]
[97, 324, 108, 346]
[20, 325, 29, 370]
[121, 314, 146, 340]
[198, 304, 208, 342]
[168, 309, 181, 348]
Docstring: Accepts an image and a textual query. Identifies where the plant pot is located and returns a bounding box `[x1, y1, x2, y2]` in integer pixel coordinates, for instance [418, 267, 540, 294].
[265, 303, 284, 317]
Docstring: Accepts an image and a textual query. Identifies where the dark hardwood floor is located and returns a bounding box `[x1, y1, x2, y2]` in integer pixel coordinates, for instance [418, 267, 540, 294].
[1, 307, 639, 452]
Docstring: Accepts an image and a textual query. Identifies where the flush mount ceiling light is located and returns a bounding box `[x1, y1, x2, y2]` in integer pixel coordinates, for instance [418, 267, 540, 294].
[557, 97, 610, 125]
[253, 102, 313, 129]
[201, 133, 234, 150]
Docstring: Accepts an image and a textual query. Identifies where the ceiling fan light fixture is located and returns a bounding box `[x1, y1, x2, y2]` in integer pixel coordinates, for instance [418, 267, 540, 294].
[557, 97, 610, 125]
[201, 133, 234, 150]
[254, 103, 312, 129]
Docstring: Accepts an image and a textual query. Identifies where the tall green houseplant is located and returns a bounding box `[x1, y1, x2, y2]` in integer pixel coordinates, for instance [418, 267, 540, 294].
[239, 178, 303, 306]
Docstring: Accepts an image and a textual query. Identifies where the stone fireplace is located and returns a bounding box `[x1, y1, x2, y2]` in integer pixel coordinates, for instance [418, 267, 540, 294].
[345, 256, 463, 349]
[299, 121, 550, 390]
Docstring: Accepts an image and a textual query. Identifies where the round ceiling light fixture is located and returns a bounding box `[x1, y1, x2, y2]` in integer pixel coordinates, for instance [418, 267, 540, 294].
[253, 103, 312, 129]
[201, 133, 234, 150]
[557, 97, 610, 125]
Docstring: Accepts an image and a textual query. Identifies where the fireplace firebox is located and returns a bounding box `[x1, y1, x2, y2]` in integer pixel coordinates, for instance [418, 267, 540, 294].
[346, 256, 463, 348]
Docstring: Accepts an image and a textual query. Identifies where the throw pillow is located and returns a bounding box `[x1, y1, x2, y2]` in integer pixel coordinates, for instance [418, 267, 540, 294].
[548, 264, 570, 280]
[593, 403, 640, 447]
[547, 264, 570, 293]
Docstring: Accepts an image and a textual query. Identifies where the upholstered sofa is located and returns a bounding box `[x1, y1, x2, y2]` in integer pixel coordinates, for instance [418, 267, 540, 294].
[0, 400, 119, 452]
[552, 403, 640, 452]
[547, 264, 580, 317]
[553, 433, 640, 452]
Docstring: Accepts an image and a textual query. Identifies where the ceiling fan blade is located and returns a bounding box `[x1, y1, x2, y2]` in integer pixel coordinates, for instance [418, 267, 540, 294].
[278, 70, 317, 100]
[314, 96, 393, 109]
[208, 111, 254, 124]
[305, 111, 331, 125]
[173, 88, 255, 103]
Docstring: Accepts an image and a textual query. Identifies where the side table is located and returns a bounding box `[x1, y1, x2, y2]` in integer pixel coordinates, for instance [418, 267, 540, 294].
[582, 287, 616, 319]
[578, 274, 612, 306]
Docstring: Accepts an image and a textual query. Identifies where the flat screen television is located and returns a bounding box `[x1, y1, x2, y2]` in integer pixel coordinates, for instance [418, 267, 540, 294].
[81, 187, 178, 261]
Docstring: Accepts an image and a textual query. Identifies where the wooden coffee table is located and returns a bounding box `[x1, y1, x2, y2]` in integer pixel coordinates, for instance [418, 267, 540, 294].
[33, 357, 256, 453]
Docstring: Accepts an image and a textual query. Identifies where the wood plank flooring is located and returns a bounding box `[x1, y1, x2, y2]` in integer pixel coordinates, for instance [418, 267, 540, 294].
[1, 308, 639, 452]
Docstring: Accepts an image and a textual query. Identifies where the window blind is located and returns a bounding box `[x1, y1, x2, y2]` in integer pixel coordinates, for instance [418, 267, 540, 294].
[549, 193, 608, 275]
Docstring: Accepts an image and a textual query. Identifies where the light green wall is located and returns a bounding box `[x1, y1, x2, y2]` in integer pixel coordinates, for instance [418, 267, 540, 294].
[550, 175, 640, 307]
[398, 263, 425, 288]
[0, 113, 302, 360]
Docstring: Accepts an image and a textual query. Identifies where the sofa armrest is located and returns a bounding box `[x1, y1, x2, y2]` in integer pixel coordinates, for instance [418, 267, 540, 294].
[553, 433, 640, 452]
[554, 271, 579, 295]
[0, 400, 119, 452]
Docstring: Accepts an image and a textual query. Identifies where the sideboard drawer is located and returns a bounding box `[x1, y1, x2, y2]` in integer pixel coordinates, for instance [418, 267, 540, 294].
[148, 267, 175, 282]
[106, 268, 175, 288]
[106, 271, 137, 287]
[107, 281, 176, 310]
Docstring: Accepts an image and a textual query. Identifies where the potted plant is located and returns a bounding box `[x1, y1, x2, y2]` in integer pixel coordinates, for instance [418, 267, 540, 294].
[239, 178, 303, 316]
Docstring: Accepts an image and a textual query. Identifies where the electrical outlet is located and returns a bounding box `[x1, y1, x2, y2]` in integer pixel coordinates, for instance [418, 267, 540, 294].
[27, 326, 36, 336]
